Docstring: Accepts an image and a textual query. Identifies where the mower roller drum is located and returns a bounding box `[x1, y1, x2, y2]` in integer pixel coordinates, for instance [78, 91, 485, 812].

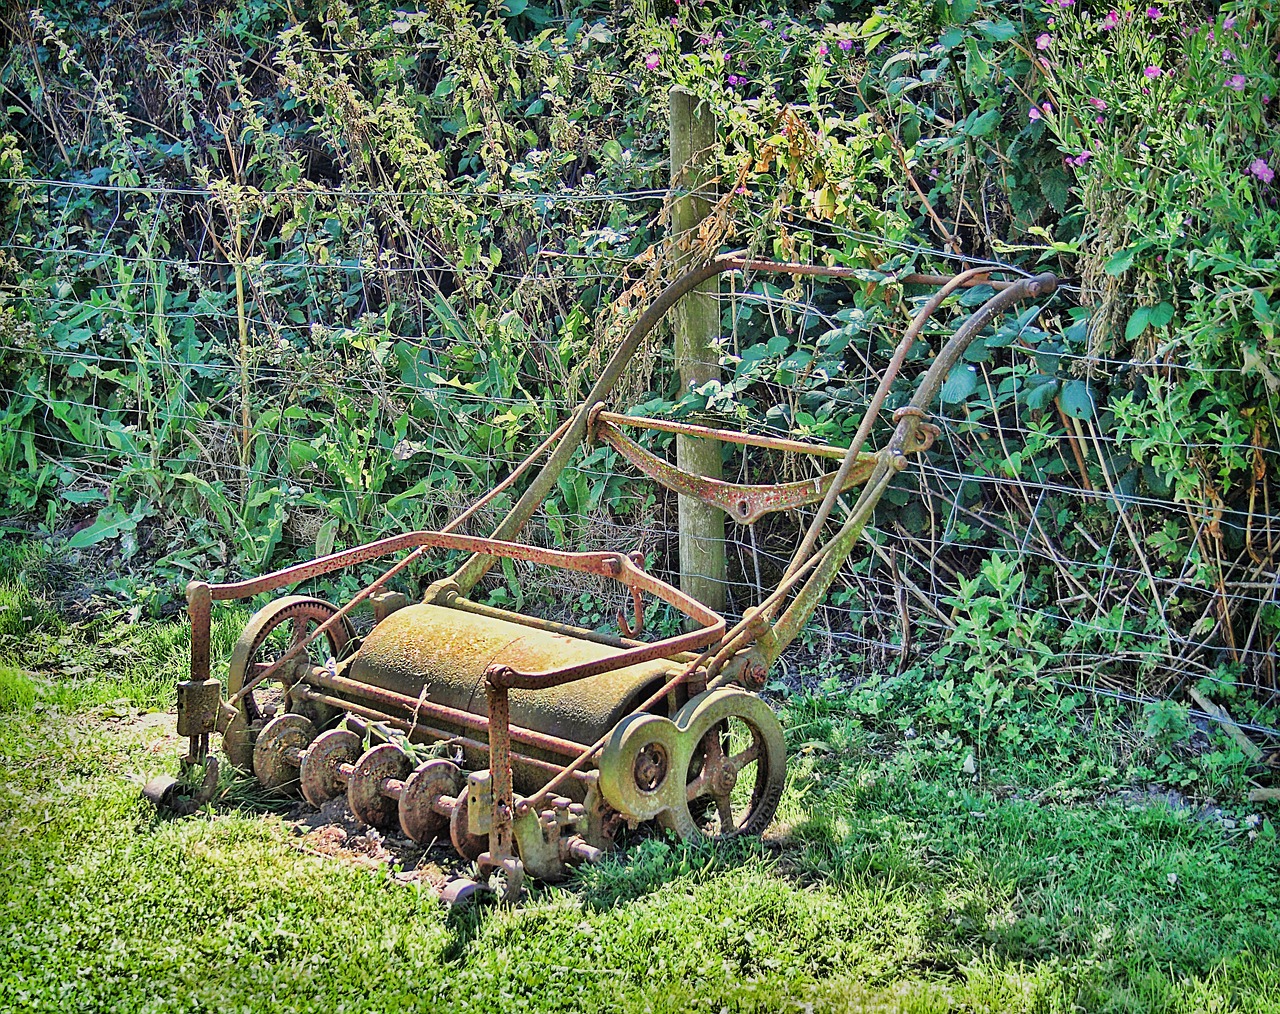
[162, 253, 1057, 900]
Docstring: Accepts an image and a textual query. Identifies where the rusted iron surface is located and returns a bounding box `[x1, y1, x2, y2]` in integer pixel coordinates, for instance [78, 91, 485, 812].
[593, 411, 936, 525]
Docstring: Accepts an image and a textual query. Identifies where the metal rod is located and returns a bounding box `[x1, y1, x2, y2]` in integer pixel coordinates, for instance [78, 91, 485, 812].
[724, 256, 1024, 289]
[595, 410, 851, 460]
[292, 688, 592, 784]
[304, 668, 589, 759]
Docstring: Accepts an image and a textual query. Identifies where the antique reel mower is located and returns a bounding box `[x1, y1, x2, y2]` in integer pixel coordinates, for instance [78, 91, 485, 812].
[158, 254, 1056, 899]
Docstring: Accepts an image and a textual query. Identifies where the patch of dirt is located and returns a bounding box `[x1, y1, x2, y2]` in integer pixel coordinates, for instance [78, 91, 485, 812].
[286, 795, 454, 886]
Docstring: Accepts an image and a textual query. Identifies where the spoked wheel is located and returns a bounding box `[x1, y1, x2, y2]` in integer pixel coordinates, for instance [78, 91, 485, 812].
[223, 595, 354, 772]
[675, 689, 786, 840]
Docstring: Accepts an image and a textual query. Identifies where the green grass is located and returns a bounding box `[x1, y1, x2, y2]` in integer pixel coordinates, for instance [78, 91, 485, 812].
[0, 556, 1277, 1012]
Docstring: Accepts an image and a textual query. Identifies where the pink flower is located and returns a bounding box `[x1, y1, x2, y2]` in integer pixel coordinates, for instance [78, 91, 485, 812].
[1067, 149, 1093, 168]
[1228, 74, 1247, 90]
[1036, 33, 1052, 49]
[645, 52, 660, 70]
[817, 43, 828, 56]
[1223, 17, 1236, 30]
[1088, 97, 1107, 109]
[1223, 48, 1235, 61]
[1028, 106, 1042, 121]
[1095, 114, 1104, 123]
[669, 16, 678, 26]
[1144, 65, 1163, 78]
[1146, 6, 1160, 18]
[1042, 101, 1053, 114]
[838, 38, 853, 51]
[1102, 10, 1119, 30]
[1249, 158, 1275, 184]
[1057, 0, 1074, 6]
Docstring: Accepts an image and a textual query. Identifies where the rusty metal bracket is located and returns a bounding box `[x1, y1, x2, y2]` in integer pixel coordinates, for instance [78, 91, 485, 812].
[589, 407, 936, 525]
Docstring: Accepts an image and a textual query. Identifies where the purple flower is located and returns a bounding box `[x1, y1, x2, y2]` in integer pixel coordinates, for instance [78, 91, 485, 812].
[762, 20, 772, 29]
[1223, 48, 1235, 61]
[1036, 33, 1052, 49]
[838, 38, 853, 51]
[697, 34, 711, 46]
[1249, 158, 1275, 183]
[645, 52, 660, 69]
[1028, 106, 1043, 121]
[669, 16, 678, 26]
[1146, 6, 1160, 18]
[1088, 96, 1107, 109]
[1144, 65, 1163, 78]
[1228, 74, 1247, 90]
[1057, 0, 1074, 6]
[1223, 17, 1236, 30]
[1102, 10, 1119, 30]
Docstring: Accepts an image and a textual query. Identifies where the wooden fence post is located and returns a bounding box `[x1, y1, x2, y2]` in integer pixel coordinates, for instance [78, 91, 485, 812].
[669, 86, 726, 616]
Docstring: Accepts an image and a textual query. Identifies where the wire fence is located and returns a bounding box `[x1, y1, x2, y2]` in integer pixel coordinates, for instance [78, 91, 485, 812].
[3, 177, 1278, 743]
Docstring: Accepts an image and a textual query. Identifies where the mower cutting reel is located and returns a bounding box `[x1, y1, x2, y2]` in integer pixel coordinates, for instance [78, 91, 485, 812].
[163, 252, 1057, 901]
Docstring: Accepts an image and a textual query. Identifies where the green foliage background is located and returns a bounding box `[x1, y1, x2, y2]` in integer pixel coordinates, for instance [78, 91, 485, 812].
[1, 0, 1279, 773]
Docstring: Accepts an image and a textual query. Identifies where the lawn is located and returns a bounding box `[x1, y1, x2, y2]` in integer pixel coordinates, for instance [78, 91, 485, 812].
[0, 566, 1278, 1014]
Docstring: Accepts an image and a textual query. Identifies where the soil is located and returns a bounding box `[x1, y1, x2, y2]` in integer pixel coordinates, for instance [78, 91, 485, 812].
[285, 794, 456, 887]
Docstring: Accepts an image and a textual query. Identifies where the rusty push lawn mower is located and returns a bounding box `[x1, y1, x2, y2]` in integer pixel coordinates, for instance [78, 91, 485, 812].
[156, 254, 1056, 900]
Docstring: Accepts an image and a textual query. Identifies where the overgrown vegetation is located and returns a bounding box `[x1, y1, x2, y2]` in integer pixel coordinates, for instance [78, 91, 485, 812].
[0, 2, 1278, 1004]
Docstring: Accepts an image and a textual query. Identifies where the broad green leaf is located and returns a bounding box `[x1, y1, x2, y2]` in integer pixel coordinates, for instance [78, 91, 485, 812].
[965, 109, 1001, 137]
[958, 283, 995, 306]
[940, 362, 979, 403]
[1041, 168, 1070, 213]
[1059, 379, 1096, 419]
[315, 517, 339, 559]
[1125, 306, 1151, 341]
[1148, 301, 1174, 327]
[1025, 376, 1059, 412]
[1104, 247, 1135, 276]
[60, 489, 106, 504]
[66, 509, 134, 549]
[974, 20, 1019, 41]
[499, 0, 527, 15]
